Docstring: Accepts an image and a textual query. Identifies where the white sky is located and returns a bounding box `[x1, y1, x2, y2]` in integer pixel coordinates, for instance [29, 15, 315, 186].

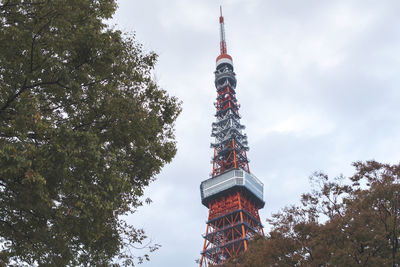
[110, 1, 400, 266]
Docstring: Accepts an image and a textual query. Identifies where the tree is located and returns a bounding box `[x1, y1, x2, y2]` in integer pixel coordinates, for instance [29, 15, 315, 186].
[220, 161, 400, 266]
[0, 0, 181, 266]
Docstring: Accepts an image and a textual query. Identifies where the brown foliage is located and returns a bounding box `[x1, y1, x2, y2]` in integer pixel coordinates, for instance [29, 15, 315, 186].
[221, 161, 400, 266]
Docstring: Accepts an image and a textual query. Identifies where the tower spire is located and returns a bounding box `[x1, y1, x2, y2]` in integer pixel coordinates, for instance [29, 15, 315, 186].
[219, 6, 227, 55]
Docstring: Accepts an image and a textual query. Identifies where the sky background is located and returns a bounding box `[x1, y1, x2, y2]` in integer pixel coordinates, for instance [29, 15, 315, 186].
[110, 1, 400, 266]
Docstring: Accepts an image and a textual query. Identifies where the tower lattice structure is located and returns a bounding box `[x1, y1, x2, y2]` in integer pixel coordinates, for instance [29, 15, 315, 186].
[199, 7, 265, 266]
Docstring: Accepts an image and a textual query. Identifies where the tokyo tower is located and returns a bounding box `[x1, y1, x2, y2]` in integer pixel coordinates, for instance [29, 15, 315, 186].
[199, 7, 265, 266]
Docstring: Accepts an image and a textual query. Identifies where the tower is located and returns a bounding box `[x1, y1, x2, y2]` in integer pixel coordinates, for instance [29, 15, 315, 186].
[199, 7, 265, 266]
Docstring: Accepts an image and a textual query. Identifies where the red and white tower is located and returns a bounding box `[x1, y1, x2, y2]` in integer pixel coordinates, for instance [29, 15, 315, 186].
[199, 7, 265, 266]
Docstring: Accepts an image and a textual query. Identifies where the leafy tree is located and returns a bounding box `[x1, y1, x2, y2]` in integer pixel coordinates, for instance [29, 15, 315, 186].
[220, 161, 400, 266]
[0, 0, 180, 266]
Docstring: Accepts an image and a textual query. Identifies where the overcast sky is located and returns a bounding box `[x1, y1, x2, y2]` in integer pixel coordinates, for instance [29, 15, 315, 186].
[110, 1, 400, 266]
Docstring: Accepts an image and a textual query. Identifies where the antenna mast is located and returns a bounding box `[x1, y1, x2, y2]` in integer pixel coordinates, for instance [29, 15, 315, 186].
[219, 6, 227, 55]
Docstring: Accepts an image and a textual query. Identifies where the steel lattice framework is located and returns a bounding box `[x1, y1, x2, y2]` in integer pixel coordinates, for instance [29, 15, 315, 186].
[199, 7, 265, 267]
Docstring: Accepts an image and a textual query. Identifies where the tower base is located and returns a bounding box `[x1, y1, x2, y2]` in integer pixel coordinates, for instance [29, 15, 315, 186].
[199, 190, 264, 266]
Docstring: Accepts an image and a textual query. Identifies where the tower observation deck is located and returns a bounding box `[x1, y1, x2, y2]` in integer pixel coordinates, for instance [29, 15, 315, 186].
[199, 7, 265, 266]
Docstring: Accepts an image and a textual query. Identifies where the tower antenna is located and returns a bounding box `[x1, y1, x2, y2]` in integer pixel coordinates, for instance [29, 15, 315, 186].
[219, 5, 227, 55]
